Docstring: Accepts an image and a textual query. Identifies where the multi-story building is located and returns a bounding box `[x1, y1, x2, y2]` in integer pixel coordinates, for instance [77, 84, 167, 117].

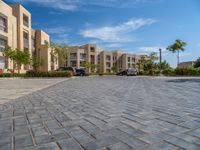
[64, 43, 145, 73]
[178, 61, 196, 68]
[0, 1, 58, 73]
[65, 44, 99, 73]
[0, 0, 17, 72]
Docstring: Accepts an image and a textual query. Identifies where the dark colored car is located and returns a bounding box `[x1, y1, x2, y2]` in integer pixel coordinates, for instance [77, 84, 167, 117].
[117, 68, 137, 76]
[75, 68, 86, 76]
[57, 67, 86, 76]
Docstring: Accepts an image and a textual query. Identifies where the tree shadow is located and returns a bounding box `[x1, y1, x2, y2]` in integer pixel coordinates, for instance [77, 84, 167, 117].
[166, 78, 200, 83]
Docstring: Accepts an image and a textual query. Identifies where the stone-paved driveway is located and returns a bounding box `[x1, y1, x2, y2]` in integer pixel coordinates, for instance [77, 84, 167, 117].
[0, 76, 200, 150]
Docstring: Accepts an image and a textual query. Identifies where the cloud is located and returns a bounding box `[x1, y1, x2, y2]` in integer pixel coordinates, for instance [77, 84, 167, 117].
[179, 52, 192, 57]
[12, 0, 161, 11]
[80, 18, 156, 43]
[45, 26, 70, 43]
[139, 46, 166, 52]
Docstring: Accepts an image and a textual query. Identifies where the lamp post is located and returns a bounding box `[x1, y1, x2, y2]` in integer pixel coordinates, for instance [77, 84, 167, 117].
[159, 48, 162, 74]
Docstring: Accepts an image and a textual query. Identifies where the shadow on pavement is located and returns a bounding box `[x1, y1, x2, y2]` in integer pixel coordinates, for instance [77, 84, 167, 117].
[166, 78, 200, 83]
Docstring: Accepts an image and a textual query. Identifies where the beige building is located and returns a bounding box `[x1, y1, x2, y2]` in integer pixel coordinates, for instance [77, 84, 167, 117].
[65, 44, 99, 73]
[64, 43, 145, 73]
[178, 61, 195, 68]
[0, 1, 58, 73]
[0, 0, 17, 72]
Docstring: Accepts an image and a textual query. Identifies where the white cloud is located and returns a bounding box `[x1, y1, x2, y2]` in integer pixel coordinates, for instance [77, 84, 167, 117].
[45, 26, 70, 43]
[80, 18, 156, 42]
[179, 52, 192, 57]
[139, 46, 166, 52]
[13, 0, 161, 11]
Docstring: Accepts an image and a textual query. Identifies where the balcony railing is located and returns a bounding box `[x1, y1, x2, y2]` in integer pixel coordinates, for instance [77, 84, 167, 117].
[23, 20, 29, 27]
[23, 39, 29, 48]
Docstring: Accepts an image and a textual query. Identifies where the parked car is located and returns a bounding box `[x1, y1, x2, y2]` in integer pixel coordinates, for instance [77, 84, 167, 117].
[57, 67, 86, 76]
[117, 68, 138, 76]
[75, 68, 86, 76]
[57, 67, 76, 75]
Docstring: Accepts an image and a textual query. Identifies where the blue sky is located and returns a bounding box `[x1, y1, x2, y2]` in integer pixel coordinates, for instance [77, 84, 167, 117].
[5, 0, 200, 67]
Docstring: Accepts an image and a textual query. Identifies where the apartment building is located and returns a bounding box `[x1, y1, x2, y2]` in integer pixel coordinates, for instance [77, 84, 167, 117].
[0, 1, 58, 73]
[64, 43, 145, 73]
[0, 0, 17, 72]
[65, 44, 99, 73]
[178, 61, 195, 68]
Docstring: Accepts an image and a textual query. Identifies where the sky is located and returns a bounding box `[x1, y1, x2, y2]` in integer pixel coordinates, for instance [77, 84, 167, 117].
[5, 0, 200, 67]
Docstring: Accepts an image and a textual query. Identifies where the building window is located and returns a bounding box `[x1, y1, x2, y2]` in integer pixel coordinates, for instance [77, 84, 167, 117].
[106, 62, 111, 67]
[0, 38, 7, 52]
[80, 53, 85, 60]
[132, 57, 135, 62]
[90, 55, 95, 64]
[106, 69, 111, 73]
[0, 16, 7, 32]
[23, 31, 29, 49]
[90, 47, 95, 52]
[106, 55, 111, 61]
[23, 14, 29, 27]
[0, 57, 5, 69]
[128, 63, 131, 68]
[128, 57, 131, 62]
[70, 61, 77, 67]
[70, 53, 77, 59]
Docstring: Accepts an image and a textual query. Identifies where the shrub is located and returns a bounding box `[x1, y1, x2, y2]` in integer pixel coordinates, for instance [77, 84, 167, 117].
[0, 73, 25, 78]
[162, 68, 175, 76]
[26, 70, 72, 77]
[174, 67, 200, 76]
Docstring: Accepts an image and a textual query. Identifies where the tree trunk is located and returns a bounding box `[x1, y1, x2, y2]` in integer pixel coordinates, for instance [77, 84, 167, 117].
[177, 50, 180, 67]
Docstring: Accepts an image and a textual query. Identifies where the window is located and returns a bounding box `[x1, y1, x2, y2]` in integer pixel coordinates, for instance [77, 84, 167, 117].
[0, 16, 7, 32]
[106, 55, 111, 61]
[23, 14, 29, 27]
[132, 57, 135, 62]
[90, 55, 95, 64]
[80, 53, 85, 60]
[106, 62, 111, 67]
[90, 47, 95, 52]
[0, 38, 7, 52]
[70, 53, 77, 59]
[128, 57, 131, 62]
[0, 57, 5, 69]
[23, 31, 29, 49]
[70, 61, 77, 67]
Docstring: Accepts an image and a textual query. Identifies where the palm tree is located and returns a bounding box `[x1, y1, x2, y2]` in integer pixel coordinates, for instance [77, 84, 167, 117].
[167, 39, 187, 67]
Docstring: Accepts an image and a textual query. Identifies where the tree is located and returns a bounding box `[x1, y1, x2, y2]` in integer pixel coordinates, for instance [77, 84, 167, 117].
[50, 42, 68, 67]
[167, 39, 187, 66]
[111, 64, 117, 73]
[81, 61, 99, 73]
[32, 55, 43, 71]
[157, 60, 171, 70]
[194, 57, 200, 68]
[11, 49, 31, 74]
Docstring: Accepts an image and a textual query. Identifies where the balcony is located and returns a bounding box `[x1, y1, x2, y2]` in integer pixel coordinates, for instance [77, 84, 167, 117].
[23, 39, 29, 49]
[0, 16, 7, 32]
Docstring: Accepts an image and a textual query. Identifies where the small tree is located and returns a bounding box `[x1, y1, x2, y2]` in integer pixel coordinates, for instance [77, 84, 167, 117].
[32, 55, 43, 71]
[111, 64, 117, 73]
[10, 49, 31, 74]
[50, 42, 68, 67]
[194, 57, 200, 68]
[167, 39, 187, 66]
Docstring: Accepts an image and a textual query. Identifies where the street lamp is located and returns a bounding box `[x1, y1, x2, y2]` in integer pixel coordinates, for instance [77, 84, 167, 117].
[159, 48, 162, 74]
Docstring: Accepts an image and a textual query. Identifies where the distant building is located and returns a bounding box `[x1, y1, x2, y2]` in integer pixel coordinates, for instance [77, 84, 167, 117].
[178, 61, 195, 68]
[64, 44, 146, 73]
[0, 1, 58, 73]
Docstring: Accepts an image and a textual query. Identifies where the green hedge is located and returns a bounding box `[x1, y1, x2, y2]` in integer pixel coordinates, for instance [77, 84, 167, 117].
[26, 70, 72, 77]
[0, 73, 26, 78]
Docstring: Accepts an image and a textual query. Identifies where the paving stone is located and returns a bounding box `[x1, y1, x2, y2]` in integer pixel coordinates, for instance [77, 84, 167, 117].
[1, 77, 200, 150]
[58, 138, 82, 150]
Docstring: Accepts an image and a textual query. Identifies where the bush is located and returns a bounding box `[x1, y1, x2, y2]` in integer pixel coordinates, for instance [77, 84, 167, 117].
[162, 68, 175, 76]
[174, 67, 200, 76]
[26, 70, 72, 77]
[0, 73, 25, 78]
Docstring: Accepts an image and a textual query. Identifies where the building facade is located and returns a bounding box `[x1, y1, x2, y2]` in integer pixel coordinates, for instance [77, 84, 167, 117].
[0, 1, 58, 73]
[178, 61, 195, 68]
[64, 44, 145, 73]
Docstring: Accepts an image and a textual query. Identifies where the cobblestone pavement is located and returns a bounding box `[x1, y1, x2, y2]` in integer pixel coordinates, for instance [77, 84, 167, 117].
[0, 76, 200, 150]
[0, 78, 67, 104]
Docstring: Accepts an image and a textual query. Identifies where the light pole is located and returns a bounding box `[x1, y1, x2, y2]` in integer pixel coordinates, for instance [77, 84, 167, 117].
[159, 48, 162, 74]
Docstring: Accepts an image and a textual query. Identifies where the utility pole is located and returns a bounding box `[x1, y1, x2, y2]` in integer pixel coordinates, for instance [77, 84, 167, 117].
[159, 48, 162, 74]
